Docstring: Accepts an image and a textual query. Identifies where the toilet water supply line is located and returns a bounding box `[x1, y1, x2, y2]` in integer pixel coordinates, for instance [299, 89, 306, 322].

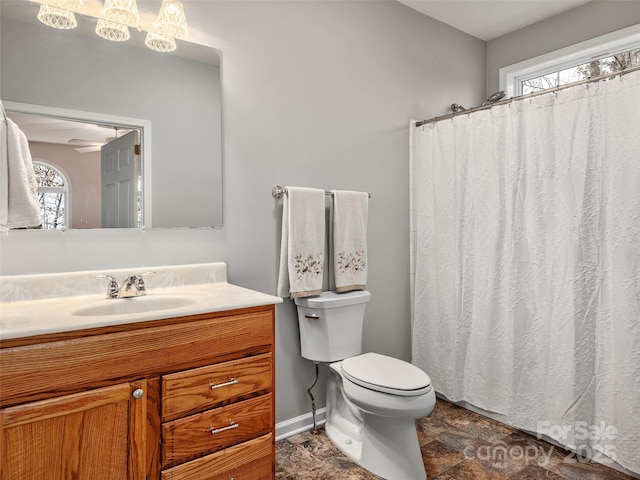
[308, 362, 323, 435]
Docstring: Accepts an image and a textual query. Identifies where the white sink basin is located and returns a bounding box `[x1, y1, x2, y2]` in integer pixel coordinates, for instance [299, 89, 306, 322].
[72, 296, 196, 317]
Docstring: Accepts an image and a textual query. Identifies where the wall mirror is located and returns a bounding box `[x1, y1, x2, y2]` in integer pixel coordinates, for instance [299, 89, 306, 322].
[1, 1, 223, 228]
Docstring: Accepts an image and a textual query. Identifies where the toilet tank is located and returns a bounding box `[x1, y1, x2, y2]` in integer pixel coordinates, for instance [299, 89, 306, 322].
[294, 290, 371, 362]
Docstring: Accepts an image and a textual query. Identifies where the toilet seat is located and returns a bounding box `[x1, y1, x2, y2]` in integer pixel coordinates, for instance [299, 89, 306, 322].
[341, 352, 432, 397]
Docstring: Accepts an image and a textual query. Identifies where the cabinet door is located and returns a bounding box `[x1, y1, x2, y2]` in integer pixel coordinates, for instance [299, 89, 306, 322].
[0, 380, 146, 480]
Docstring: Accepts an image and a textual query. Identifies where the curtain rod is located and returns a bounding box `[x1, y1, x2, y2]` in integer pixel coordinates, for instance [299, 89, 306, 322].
[271, 185, 371, 199]
[414, 65, 640, 128]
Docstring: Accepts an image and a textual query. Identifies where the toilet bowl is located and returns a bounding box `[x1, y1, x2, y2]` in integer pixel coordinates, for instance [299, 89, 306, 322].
[340, 352, 435, 418]
[294, 291, 436, 480]
[325, 353, 435, 480]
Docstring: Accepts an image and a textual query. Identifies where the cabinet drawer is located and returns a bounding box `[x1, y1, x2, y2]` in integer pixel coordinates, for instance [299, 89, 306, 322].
[162, 394, 272, 466]
[160, 433, 273, 480]
[163, 354, 272, 421]
[1, 308, 274, 407]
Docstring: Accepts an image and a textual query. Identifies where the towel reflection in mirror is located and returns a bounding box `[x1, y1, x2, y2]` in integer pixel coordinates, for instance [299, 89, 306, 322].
[0, 115, 41, 232]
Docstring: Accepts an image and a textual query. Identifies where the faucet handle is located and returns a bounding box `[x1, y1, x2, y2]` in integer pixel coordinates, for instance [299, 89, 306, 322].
[138, 271, 156, 288]
[132, 271, 156, 295]
[96, 274, 119, 299]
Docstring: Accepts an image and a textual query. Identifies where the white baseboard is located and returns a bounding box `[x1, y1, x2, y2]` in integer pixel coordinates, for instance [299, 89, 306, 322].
[275, 408, 327, 442]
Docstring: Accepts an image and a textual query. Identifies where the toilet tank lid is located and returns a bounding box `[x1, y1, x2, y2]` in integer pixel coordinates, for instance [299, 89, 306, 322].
[294, 290, 371, 308]
[341, 352, 431, 394]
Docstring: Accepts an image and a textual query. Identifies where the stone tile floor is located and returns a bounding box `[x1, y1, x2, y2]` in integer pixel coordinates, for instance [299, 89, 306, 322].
[275, 399, 637, 479]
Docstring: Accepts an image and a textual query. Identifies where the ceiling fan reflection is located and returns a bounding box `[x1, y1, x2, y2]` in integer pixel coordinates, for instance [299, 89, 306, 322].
[67, 126, 128, 153]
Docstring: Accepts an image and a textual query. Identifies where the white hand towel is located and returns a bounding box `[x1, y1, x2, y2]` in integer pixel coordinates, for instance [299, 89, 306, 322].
[277, 186, 325, 299]
[331, 190, 368, 292]
[0, 118, 41, 231]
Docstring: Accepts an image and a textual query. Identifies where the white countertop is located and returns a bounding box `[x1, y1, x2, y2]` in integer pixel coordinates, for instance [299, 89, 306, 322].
[0, 263, 282, 340]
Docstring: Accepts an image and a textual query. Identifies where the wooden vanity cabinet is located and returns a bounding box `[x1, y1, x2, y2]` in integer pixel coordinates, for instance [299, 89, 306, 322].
[0, 305, 276, 480]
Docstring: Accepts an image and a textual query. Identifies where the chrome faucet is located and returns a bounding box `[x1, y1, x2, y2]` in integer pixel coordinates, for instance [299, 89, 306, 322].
[118, 274, 146, 298]
[97, 272, 155, 299]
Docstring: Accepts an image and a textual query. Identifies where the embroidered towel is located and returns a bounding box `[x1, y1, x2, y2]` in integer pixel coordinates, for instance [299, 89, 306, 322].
[277, 186, 325, 298]
[331, 190, 368, 292]
[0, 118, 41, 232]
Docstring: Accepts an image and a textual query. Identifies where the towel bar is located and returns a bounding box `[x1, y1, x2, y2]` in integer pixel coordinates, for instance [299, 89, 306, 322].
[272, 185, 370, 199]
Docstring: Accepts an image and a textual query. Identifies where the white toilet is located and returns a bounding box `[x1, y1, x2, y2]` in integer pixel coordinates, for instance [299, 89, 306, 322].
[295, 290, 436, 480]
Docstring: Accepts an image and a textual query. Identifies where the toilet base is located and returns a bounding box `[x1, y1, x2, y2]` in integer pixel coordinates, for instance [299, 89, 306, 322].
[325, 374, 427, 480]
[325, 422, 362, 466]
[326, 412, 426, 480]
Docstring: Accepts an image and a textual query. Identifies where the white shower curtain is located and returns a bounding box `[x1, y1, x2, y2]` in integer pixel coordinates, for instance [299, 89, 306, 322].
[411, 70, 640, 474]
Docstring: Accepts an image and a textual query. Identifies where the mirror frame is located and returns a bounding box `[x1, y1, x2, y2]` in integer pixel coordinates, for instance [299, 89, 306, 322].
[5, 101, 154, 227]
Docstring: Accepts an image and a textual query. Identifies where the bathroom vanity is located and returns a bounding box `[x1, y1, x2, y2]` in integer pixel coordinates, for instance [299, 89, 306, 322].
[0, 263, 281, 480]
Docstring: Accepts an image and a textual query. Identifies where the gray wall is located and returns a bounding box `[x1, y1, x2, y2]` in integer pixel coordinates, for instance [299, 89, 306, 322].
[0, 1, 485, 423]
[486, 0, 640, 94]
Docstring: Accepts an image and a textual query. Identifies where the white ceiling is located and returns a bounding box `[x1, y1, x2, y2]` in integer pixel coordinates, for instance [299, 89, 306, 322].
[398, 0, 593, 41]
[7, 112, 130, 153]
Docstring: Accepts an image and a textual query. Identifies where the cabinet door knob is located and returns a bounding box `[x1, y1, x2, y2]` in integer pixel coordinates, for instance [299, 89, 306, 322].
[132, 388, 144, 399]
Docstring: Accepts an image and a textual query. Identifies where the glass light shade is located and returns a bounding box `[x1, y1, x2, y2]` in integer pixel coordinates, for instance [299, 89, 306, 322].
[145, 32, 176, 52]
[103, 0, 139, 26]
[156, 0, 188, 39]
[95, 19, 130, 42]
[37, 4, 77, 29]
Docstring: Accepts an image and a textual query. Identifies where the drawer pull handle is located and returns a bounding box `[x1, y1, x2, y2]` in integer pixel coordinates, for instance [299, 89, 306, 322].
[210, 377, 239, 390]
[305, 314, 319, 320]
[209, 421, 239, 435]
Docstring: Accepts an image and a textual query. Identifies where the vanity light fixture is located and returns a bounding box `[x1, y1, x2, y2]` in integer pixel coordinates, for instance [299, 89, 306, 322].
[102, 0, 139, 26]
[144, 0, 187, 53]
[144, 31, 176, 52]
[36, 0, 81, 30]
[156, 0, 188, 39]
[95, 18, 130, 42]
[95, 0, 137, 42]
[34, 0, 189, 53]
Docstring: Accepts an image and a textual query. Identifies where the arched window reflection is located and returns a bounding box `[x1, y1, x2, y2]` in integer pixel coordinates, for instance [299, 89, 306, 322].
[33, 161, 69, 229]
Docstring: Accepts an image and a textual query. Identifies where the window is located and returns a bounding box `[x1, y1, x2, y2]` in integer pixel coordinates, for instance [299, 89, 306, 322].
[521, 48, 640, 94]
[500, 24, 640, 97]
[33, 161, 69, 229]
